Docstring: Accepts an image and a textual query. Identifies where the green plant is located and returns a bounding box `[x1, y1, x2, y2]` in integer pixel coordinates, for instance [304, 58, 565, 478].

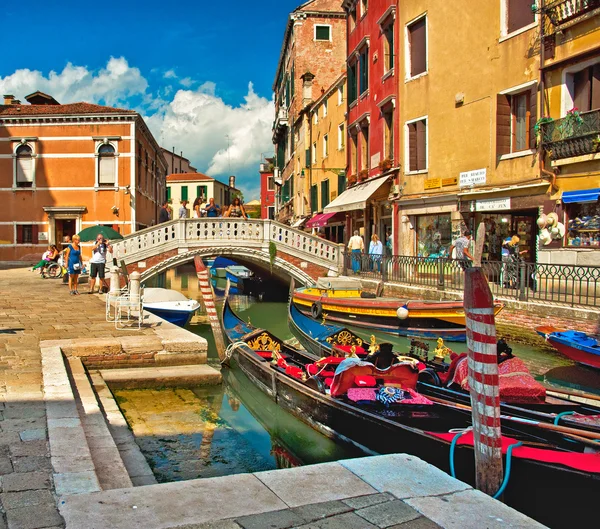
[592, 135, 600, 152]
[558, 108, 584, 137]
[269, 241, 277, 273]
[534, 116, 554, 137]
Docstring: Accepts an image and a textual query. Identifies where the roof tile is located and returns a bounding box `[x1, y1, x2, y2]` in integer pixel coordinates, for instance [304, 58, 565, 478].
[0, 102, 136, 116]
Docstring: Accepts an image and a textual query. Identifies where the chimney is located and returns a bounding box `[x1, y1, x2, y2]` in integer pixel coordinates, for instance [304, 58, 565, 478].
[229, 176, 236, 188]
[3, 95, 15, 105]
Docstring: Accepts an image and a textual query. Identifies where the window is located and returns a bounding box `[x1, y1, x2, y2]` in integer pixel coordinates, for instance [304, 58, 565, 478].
[338, 85, 344, 105]
[360, 125, 369, 171]
[505, 0, 535, 35]
[268, 206, 275, 220]
[311, 184, 318, 213]
[167, 187, 171, 201]
[323, 99, 328, 117]
[323, 134, 329, 158]
[407, 16, 427, 78]
[267, 176, 274, 191]
[572, 64, 600, 112]
[15, 144, 33, 188]
[349, 6, 357, 31]
[314, 111, 318, 125]
[98, 144, 116, 187]
[383, 107, 394, 160]
[496, 86, 536, 156]
[338, 172, 346, 195]
[181, 185, 188, 201]
[348, 62, 358, 104]
[315, 25, 331, 41]
[321, 179, 330, 209]
[406, 118, 427, 172]
[416, 214, 451, 257]
[350, 132, 358, 175]
[383, 20, 394, 73]
[361, 0, 368, 18]
[338, 123, 345, 150]
[359, 48, 369, 94]
[312, 142, 317, 165]
[16, 224, 38, 245]
[196, 185, 208, 200]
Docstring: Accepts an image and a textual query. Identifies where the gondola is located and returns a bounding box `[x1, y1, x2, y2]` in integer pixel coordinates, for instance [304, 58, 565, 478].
[288, 299, 600, 436]
[222, 297, 599, 528]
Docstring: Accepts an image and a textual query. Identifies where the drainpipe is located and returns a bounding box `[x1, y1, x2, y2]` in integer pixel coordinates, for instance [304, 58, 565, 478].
[308, 108, 313, 214]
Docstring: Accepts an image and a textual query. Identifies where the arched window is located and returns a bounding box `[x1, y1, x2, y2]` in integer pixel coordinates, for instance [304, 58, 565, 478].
[98, 144, 116, 186]
[16, 144, 33, 188]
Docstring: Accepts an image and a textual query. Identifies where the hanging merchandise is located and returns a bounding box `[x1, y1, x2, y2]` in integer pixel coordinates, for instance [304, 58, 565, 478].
[536, 214, 547, 229]
[539, 228, 552, 246]
[546, 212, 559, 227]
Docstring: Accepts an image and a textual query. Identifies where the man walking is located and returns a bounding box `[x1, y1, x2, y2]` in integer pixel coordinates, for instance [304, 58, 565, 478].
[348, 230, 364, 274]
[158, 201, 171, 224]
[88, 235, 112, 294]
[451, 229, 473, 270]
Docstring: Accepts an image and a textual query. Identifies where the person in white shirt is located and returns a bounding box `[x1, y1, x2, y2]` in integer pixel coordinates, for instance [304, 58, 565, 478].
[347, 230, 364, 274]
[179, 200, 189, 219]
[88, 235, 112, 294]
[369, 234, 383, 272]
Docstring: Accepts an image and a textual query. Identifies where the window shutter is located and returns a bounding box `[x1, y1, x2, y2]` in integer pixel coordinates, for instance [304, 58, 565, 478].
[17, 157, 33, 184]
[311, 185, 318, 212]
[16, 225, 23, 244]
[591, 64, 600, 111]
[181, 186, 188, 201]
[416, 120, 427, 171]
[529, 86, 538, 149]
[496, 94, 511, 156]
[410, 18, 427, 77]
[573, 68, 591, 112]
[31, 224, 39, 245]
[99, 157, 115, 185]
[507, 0, 535, 34]
[408, 123, 417, 171]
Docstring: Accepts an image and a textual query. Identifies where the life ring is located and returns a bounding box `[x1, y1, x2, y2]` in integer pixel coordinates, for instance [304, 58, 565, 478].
[418, 368, 442, 386]
[311, 301, 323, 319]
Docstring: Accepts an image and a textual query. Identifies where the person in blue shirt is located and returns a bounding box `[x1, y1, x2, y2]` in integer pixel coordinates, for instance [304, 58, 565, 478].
[205, 198, 221, 218]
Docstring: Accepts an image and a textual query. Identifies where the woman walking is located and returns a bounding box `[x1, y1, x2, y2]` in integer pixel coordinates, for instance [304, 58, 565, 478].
[224, 197, 248, 219]
[64, 234, 83, 295]
[369, 234, 383, 272]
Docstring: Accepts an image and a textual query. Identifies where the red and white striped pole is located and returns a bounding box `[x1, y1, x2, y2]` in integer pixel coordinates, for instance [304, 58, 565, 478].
[194, 256, 226, 361]
[464, 233, 503, 496]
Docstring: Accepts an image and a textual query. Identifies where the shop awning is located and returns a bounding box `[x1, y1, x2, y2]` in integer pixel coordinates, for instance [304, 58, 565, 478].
[291, 217, 308, 228]
[324, 176, 390, 213]
[306, 212, 334, 228]
[561, 188, 600, 204]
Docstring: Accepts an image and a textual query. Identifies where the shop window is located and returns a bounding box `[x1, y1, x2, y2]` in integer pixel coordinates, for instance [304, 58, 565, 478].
[496, 86, 537, 156]
[359, 47, 369, 94]
[98, 144, 116, 186]
[572, 64, 600, 112]
[383, 107, 394, 161]
[567, 202, 600, 247]
[504, 0, 535, 35]
[348, 61, 358, 104]
[383, 20, 394, 73]
[15, 144, 34, 188]
[416, 214, 451, 258]
[407, 16, 427, 79]
[406, 118, 427, 172]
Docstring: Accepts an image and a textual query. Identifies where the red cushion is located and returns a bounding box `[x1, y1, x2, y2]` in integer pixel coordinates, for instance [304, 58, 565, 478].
[277, 358, 288, 369]
[354, 375, 376, 387]
[330, 363, 418, 397]
[317, 356, 345, 365]
[324, 377, 333, 387]
[285, 365, 304, 379]
[256, 351, 274, 359]
[306, 364, 335, 377]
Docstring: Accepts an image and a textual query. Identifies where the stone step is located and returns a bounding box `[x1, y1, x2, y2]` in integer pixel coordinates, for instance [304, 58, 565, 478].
[100, 364, 222, 389]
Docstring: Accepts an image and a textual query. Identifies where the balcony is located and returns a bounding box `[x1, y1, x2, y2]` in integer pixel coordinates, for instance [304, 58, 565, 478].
[541, 109, 600, 161]
[544, 0, 600, 28]
[272, 107, 289, 141]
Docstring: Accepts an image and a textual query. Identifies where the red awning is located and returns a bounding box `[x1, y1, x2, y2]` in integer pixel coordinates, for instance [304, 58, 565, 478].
[306, 212, 338, 228]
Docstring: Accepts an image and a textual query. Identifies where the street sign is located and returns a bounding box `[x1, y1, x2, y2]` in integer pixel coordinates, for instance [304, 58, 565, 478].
[459, 168, 487, 187]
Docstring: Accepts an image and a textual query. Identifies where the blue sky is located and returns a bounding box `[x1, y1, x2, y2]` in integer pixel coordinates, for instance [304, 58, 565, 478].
[0, 0, 305, 199]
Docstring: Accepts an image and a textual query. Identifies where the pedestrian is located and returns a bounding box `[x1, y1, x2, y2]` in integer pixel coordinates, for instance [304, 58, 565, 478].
[179, 200, 189, 219]
[348, 230, 364, 274]
[192, 197, 203, 218]
[158, 200, 171, 224]
[64, 234, 83, 295]
[223, 197, 247, 219]
[450, 229, 473, 270]
[88, 235, 112, 294]
[385, 229, 393, 256]
[369, 234, 383, 272]
[205, 198, 221, 218]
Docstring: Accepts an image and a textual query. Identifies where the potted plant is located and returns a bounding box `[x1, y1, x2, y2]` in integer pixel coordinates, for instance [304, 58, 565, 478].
[379, 158, 393, 172]
[347, 173, 357, 186]
[358, 169, 369, 182]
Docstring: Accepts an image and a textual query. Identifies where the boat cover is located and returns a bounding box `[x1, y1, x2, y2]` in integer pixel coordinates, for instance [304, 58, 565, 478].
[315, 277, 362, 290]
[143, 288, 189, 303]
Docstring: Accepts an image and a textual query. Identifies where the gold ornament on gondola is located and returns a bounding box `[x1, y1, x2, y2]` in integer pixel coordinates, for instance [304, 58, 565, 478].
[433, 337, 450, 361]
[368, 335, 380, 355]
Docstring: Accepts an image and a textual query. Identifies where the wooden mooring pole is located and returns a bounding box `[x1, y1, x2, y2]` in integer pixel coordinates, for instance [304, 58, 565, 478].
[464, 224, 503, 496]
[194, 256, 227, 362]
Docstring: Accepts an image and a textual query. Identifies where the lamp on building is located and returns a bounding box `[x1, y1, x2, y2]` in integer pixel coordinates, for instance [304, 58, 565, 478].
[300, 169, 305, 178]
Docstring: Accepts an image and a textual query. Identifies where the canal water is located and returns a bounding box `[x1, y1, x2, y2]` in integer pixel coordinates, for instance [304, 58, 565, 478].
[116, 263, 600, 483]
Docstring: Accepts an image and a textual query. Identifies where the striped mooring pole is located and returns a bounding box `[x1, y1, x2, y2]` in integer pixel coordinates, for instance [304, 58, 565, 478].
[464, 262, 503, 496]
[194, 256, 226, 361]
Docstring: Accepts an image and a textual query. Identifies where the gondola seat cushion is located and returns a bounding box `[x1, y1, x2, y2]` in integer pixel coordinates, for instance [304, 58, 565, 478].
[306, 364, 336, 377]
[347, 388, 377, 402]
[317, 356, 346, 365]
[324, 377, 333, 387]
[285, 365, 305, 380]
[354, 375, 376, 387]
[330, 363, 418, 397]
[255, 350, 274, 359]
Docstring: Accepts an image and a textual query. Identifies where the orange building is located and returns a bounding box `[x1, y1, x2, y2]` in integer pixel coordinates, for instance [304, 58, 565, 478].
[0, 92, 168, 261]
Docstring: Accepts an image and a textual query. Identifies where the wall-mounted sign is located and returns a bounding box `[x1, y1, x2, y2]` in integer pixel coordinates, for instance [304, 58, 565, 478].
[424, 178, 441, 190]
[459, 168, 487, 187]
[442, 176, 458, 187]
[475, 197, 511, 212]
[371, 152, 381, 169]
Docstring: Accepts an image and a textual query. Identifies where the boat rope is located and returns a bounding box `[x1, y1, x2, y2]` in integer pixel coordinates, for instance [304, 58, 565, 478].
[448, 427, 522, 499]
[222, 341, 247, 365]
[553, 411, 576, 425]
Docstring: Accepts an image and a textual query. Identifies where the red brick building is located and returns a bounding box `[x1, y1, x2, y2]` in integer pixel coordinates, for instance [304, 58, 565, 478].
[259, 159, 276, 219]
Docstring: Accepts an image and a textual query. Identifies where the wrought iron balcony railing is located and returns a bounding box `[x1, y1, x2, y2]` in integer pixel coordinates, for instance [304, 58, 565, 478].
[540, 109, 600, 160]
[545, 0, 600, 26]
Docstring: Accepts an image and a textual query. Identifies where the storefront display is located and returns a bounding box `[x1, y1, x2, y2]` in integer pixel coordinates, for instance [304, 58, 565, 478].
[566, 202, 600, 247]
[475, 213, 535, 261]
[416, 214, 451, 257]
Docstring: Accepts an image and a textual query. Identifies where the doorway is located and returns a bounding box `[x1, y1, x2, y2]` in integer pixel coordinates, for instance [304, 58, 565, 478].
[55, 219, 76, 247]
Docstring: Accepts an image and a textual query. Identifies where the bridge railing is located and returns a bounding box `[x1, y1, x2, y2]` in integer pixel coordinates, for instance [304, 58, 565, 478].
[112, 219, 343, 272]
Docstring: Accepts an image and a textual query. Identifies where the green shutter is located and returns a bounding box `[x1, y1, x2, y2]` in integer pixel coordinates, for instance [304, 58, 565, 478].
[311, 185, 318, 213]
[321, 180, 330, 208]
[167, 187, 171, 201]
[338, 173, 346, 194]
[202, 186, 208, 200]
[290, 176, 294, 200]
[348, 63, 357, 103]
[181, 186, 188, 201]
[196, 185, 201, 199]
[305, 148, 311, 168]
[315, 25, 330, 40]
[282, 180, 290, 203]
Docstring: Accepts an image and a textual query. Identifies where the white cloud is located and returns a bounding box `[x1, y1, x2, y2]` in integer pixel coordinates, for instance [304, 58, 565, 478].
[0, 57, 274, 200]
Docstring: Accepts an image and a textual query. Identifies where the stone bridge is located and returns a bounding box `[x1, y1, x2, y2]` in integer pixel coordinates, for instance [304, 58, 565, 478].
[111, 219, 344, 285]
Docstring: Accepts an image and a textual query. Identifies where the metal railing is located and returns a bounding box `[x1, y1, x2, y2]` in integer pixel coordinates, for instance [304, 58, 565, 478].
[540, 109, 600, 160]
[343, 253, 600, 308]
[544, 0, 600, 26]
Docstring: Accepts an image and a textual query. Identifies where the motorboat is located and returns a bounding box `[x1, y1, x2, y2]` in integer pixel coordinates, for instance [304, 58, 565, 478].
[536, 326, 600, 369]
[142, 287, 201, 327]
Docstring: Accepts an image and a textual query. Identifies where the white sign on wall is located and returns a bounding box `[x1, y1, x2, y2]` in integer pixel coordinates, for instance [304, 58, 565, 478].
[371, 152, 381, 169]
[476, 198, 511, 212]
[459, 168, 487, 187]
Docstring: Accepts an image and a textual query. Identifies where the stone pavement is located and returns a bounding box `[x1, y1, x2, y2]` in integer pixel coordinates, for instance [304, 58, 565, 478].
[0, 265, 155, 529]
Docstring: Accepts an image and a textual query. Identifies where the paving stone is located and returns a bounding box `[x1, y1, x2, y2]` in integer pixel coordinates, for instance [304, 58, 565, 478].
[11, 457, 51, 473]
[0, 471, 51, 492]
[293, 512, 379, 529]
[292, 501, 352, 523]
[5, 502, 64, 529]
[53, 471, 100, 496]
[236, 509, 304, 529]
[176, 522, 241, 529]
[0, 489, 54, 509]
[388, 517, 442, 529]
[356, 500, 421, 528]
[9, 441, 47, 458]
[342, 493, 395, 510]
[0, 447, 13, 475]
[18, 430, 46, 442]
